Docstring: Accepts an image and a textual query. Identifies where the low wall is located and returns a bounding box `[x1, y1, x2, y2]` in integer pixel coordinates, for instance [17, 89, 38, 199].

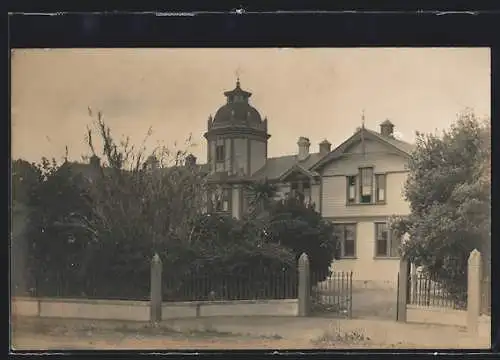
[11, 297, 298, 322]
[407, 304, 467, 327]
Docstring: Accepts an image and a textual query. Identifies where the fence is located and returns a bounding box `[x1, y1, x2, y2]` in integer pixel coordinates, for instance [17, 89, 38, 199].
[398, 249, 489, 335]
[409, 273, 467, 310]
[481, 277, 491, 315]
[162, 268, 298, 302]
[29, 271, 151, 301]
[311, 271, 353, 317]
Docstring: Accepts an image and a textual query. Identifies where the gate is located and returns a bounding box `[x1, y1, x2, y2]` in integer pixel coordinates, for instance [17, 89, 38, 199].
[310, 271, 353, 318]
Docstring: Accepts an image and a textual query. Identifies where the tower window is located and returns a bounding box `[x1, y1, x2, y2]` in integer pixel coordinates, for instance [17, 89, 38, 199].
[216, 145, 225, 162]
[215, 138, 225, 162]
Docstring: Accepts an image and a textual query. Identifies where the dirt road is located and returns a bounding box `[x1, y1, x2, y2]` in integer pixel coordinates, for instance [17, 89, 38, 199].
[11, 316, 490, 351]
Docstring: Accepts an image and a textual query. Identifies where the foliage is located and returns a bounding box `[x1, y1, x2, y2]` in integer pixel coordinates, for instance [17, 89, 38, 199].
[163, 213, 297, 300]
[265, 196, 338, 280]
[187, 213, 295, 272]
[14, 110, 299, 300]
[18, 157, 93, 296]
[245, 180, 278, 217]
[244, 180, 338, 281]
[11, 159, 41, 206]
[391, 109, 491, 298]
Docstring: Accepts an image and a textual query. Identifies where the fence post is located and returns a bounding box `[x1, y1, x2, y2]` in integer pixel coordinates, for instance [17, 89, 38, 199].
[150, 253, 163, 324]
[298, 252, 310, 317]
[410, 262, 417, 303]
[467, 249, 482, 335]
[397, 258, 409, 322]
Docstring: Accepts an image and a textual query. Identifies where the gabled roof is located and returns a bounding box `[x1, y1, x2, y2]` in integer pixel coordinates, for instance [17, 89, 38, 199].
[278, 164, 320, 182]
[250, 152, 324, 182]
[310, 127, 415, 171]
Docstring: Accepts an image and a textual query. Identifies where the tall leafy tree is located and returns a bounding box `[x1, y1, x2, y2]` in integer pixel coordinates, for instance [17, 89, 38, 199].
[391, 109, 490, 297]
[21, 157, 92, 296]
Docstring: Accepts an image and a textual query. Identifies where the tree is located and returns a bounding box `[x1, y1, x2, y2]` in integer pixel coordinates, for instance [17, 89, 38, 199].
[172, 212, 297, 300]
[12, 159, 41, 206]
[57, 111, 210, 298]
[391, 109, 491, 298]
[11, 159, 42, 294]
[245, 180, 277, 217]
[263, 195, 338, 281]
[21, 157, 92, 296]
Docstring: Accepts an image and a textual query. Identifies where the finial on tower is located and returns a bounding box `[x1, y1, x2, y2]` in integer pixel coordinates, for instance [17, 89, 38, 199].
[361, 109, 366, 129]
[235, 67, 241, 87]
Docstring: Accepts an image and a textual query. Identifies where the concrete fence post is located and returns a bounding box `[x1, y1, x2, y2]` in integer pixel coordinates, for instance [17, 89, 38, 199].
[150, 253, 163, 324]
[298, 252, 311, 317]
[410, 262, 417, 303]
[467, 249, 482, 335]
[397, 258, 409, 322]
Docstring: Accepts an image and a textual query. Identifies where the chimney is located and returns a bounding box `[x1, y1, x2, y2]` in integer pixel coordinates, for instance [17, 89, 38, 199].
[185, 153, 197, 168]
[380, 119, 395, 137]
[319, 139, 332, 155]
[89, 155, 100, 169]
[297, 137, 311, 161]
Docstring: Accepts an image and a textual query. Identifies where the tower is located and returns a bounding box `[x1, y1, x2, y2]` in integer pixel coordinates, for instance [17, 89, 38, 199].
[204, 79, 270, 177]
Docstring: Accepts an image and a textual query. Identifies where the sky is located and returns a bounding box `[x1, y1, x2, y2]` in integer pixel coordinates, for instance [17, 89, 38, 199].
[11, 48, 490, 164]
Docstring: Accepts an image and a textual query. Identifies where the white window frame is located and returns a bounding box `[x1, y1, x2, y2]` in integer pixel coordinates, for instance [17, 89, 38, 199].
[374, 222, 400, 258]
[334, 223, 357, 258]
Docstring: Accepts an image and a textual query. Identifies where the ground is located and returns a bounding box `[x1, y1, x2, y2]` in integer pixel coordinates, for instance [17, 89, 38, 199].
[11, 315, 490, 350]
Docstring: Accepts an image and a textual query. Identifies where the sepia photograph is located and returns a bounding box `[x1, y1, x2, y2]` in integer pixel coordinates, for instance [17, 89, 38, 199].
[10, 47, 491, 350]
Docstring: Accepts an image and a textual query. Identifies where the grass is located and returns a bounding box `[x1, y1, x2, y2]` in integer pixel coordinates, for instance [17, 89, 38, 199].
[11, 316, 283, 341]
[311, 328, 371, 346]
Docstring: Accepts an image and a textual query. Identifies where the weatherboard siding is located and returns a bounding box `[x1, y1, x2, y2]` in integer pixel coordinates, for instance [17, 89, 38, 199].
[321, 171, 410, 218]
[329, 221, 400, 285]
[322, 151, 408, 177]
[320, 146, 411, 219]
[346, 138, 391, 154]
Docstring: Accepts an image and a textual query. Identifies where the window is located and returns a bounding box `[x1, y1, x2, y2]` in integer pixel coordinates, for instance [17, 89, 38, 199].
[375, 222, 400, 257]
[347, 176, 356, 203]
[303, 184, 311, 205]
[290, 181, 310, 203]
[375, 174, 386, 203]
[215, 139, 225, 162]
[212, 187, 231, 213]
[222, 189, 231, 212]
[359, 167, 373, 203]
[347, 170, 386, 205]
[334, 224, 357, 258]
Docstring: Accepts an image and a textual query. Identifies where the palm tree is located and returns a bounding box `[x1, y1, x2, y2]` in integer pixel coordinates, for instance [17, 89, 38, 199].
[245, 179, 277, 218]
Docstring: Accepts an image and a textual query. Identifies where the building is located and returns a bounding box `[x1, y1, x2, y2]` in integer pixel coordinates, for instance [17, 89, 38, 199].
[13, 79, 415, 288]
[202, 80, 415, 286]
